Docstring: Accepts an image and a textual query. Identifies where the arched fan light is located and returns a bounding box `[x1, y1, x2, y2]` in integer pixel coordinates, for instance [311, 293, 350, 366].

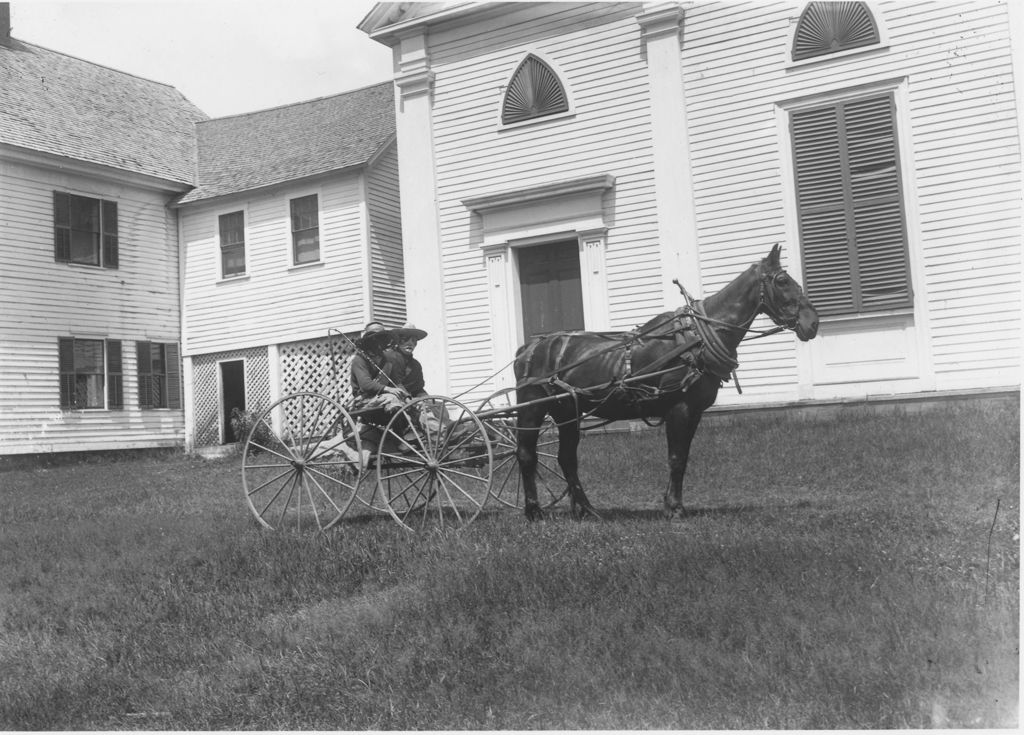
[501, 55, 569, 125]
[793, 1, 879, 61]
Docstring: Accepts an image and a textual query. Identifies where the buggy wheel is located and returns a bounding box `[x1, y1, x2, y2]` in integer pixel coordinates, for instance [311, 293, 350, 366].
[376, 396, 492, 531]
[478, 388, 568, 509]
[241, 392, 364, 532]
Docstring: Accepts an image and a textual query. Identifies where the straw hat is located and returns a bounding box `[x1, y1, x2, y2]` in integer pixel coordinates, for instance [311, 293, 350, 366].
[392, 322, 428, 341]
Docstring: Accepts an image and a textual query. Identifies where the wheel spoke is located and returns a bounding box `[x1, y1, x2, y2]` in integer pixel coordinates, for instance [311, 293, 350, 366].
[242, 392, 362, 532]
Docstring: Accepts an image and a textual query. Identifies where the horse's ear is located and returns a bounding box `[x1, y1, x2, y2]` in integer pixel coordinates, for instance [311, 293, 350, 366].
[767, 243, 782, 268]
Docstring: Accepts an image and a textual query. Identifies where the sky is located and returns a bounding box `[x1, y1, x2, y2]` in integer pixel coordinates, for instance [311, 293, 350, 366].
[8, 0, 396, 118]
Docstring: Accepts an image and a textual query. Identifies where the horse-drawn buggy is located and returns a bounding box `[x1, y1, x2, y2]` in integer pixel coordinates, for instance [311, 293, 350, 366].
[241, 246, 819, 532]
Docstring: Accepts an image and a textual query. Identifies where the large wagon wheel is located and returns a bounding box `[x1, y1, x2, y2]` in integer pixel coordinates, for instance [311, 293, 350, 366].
[241, 392, 364, 532]
[477, 387, 569, 509]
[376, 396, 492, 531]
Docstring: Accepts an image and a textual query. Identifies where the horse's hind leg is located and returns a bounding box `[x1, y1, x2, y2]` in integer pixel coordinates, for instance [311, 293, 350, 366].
[555, 416, 598, 520]
[516, 404, 546, 521]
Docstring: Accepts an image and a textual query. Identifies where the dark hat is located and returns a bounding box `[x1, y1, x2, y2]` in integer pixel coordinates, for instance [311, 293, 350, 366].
[359, 321, 392, 344]
[392, 322, 428, 341]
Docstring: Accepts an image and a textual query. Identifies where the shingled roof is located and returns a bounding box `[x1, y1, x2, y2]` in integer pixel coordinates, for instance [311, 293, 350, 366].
[0, 37, 207, 185]
[177, 82, 396, 205]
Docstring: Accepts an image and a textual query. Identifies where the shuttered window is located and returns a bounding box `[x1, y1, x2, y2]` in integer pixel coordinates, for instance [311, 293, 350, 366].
[501, 55, 569, 126]
[290, 194, 320, 264]
[793, 2, 879, 61]
[791, 94, 912, 316]
[137, 341, 181, 409]
[219, 211, 246, 277]
[58, 337, 122, 409]
[53, 192, 118, 268]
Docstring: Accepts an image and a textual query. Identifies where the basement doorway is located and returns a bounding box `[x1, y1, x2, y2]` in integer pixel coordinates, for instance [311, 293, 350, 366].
[220, 360, 246, 444]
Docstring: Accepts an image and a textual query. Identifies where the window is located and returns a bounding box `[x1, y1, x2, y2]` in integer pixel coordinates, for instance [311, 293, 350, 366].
[790, 93, 913, 316]
[793, 2, 879, 61]
[58, 338, 122, 409]
[219, 211, 246, 277]
[137, 341, 181, 409]
[290, 194, 320, 264]
[501, 55, 569, 126]
[54, 192, 118, 268]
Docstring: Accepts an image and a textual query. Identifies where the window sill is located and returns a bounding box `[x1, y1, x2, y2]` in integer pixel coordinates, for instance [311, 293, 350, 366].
[785, 43, 890, 71]
[819, 308, 913, 324]
[287, 260, 325, 273]
[498, 110, 576, 132]
[217, 273, 250, 285]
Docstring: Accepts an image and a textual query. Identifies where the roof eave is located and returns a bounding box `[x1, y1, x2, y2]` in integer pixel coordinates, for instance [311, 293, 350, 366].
[172, 159, 378, 209]
[1, 142, 196, 193]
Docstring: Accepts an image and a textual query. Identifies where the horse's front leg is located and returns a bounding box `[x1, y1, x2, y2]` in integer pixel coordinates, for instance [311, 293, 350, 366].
[516, 406, 545, 521]
[555, 415, 598, 520]
[663, 400, 704, 519]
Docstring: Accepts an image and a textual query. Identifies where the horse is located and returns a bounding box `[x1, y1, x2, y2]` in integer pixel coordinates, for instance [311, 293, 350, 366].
[512, 244, 820, 521]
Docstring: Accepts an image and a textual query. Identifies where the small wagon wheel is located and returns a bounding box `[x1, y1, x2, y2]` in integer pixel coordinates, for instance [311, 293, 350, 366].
[376, 396, 492, 531]
[477, 387, 569, 509]
[241, 392, 364, 533]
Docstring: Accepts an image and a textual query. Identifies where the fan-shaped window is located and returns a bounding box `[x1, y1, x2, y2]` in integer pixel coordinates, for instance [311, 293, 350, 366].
[793, 2, 880, 61]
[501, 55, 569, 126]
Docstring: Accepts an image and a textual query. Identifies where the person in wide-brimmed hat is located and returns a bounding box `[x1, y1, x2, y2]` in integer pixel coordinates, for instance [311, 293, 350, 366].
[350, 321, 406, 410]
[387, 323, 429, 398]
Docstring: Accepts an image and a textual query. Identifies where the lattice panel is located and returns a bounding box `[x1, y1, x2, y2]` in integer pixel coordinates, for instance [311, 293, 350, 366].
[279, 334, 355, 406]
[192, 347, 271, 447]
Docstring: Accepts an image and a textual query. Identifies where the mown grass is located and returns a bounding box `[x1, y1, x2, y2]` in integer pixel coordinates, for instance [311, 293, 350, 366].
[0, 398, 1018, 729]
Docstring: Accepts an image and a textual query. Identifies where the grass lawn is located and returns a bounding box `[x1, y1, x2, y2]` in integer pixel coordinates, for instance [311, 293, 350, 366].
[0, 397, 1018, 729]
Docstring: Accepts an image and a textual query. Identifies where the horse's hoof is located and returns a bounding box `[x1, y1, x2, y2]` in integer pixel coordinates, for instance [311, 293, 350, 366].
[524, 503, 544, 522]
[663, 505, 684, 520]
[571, 504, 601, 521]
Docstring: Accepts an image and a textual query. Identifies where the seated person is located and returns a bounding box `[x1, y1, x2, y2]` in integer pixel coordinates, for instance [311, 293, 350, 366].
[387, 322, 429, 398]
[350, 321, 408, 415]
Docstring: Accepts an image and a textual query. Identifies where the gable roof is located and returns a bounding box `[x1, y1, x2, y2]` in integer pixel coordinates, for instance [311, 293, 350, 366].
[0, 38, 207, 186]
[176, 81, 396, 205]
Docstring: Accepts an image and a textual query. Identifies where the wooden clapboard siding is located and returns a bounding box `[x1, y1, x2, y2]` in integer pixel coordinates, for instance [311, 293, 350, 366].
[366, 143, 406, 327]
[426, 3, 662, 400]
[181, 173, 371, 356]
[679, 0, 1019, 400]
[0, 156, 185, 454]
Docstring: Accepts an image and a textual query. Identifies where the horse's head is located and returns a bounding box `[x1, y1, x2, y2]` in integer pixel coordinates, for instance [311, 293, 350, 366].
[758, 244, 819, 341]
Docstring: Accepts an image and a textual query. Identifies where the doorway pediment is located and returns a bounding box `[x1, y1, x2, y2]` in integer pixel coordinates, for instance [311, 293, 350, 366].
[462, 174, 614, 247]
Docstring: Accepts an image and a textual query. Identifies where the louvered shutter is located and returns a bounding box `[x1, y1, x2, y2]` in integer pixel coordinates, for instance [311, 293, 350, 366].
[137, 341, 153, 408]
[791, 94, 912, 316]
[54, 192, 71, 262]
[102, 200, 118, 269]
[844, 96, 912, 311]
[792, 105, 855, 314]
[58, 337, 75, 408]
[107, 340, 123, 408]
[166, 343, 182, 409]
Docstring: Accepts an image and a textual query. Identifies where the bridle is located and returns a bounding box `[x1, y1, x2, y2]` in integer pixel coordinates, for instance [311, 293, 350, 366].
[757, 268, 802, 333]
[681, 266, 800, 343]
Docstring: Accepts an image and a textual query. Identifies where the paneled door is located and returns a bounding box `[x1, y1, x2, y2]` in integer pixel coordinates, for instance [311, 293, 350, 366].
[518, 240, 585, 338]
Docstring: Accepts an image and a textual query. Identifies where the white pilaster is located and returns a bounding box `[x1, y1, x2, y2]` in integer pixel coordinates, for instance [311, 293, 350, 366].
[393, 31, 448, 395]
[638, 3, 702, 302]
[578, 228, 610, 331]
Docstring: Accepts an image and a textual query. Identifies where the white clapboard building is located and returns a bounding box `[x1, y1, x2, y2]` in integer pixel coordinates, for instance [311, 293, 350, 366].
[174, 84, 405, 448]
[0, 9, 205, 454]
[0, 2, 404, 455]
[359, 0, 1021, 409]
